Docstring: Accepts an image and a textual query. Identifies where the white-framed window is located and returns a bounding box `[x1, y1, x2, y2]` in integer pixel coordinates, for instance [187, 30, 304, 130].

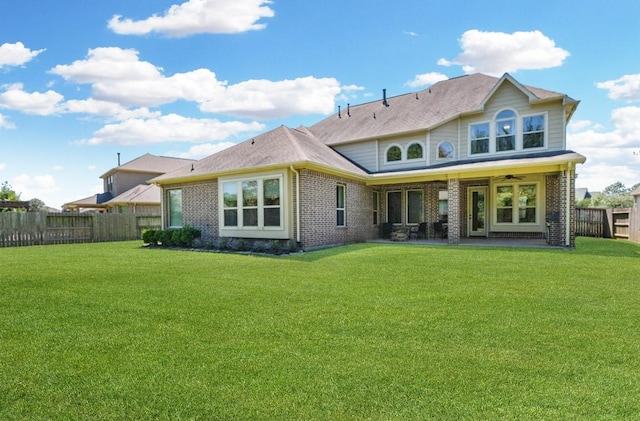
[385, 144, 402, 163]
[387, 191, 402, 224]
[372, 191, 379, 225]
[407, 142, 424, 160]
[495, 182, 538, 225]
[167, 189, 183, 228]
[470, 122, 490, 155]
[406, 190, 423, 224]
[470, 110, 547, 156]
[221, 175, 282, 230]
[495, 110, 516, 152]
[437, 141, 455, 159]
[336, 184, 346, 227]
[523, 114, 546, 149]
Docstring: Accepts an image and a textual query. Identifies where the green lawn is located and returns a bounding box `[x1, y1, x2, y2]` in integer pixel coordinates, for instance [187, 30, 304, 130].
[1, 238, 638, 420]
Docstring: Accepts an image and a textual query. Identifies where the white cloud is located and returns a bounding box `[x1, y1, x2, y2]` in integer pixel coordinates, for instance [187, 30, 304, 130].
[596, 74, 640, 102]
[108, 0, 275, 37]
[403, 31, 418, 37]
[0, 113, 16, 129]
[0, 83, 64, 115]
[12, 174, 59, 201]
[53, 165, 64, 171]
[63, 98, 160, 120]
[0, 162, 5, 171]
[199, 76, 341, 119]
[167, 142, 237, 159]
[406, 72, 448, 88]
[78, 114, 265, 146]
[87, 165, 97, 170]
[569, 106, 640, 190]
[0, 42, 45, 68]
[50, 48, 340, 119]
[438, 30, 569, 76]
[50, 47, 162, 84]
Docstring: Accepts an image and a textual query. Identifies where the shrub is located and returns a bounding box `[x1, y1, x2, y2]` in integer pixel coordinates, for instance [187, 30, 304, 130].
[141, 229, 158, 245]
[142, 226, 201, 248]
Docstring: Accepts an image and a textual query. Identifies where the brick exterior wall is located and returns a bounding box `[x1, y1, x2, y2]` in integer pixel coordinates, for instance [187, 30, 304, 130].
[447, 178, 460, 244]
[162, 168, 578, 249]
[298, 170, 373, 249]
[163, 180, 218, 244]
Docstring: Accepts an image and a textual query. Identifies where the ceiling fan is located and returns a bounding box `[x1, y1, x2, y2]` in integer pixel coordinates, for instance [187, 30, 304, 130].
[498, 174, 525, 181]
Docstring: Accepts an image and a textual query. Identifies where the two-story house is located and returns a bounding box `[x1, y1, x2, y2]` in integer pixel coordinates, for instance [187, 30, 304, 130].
[64, 153, 194, 214]
[151, 73, 586, 248]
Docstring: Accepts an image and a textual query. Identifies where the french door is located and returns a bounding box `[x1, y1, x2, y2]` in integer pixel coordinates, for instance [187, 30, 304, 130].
[468, 187, 487, 237]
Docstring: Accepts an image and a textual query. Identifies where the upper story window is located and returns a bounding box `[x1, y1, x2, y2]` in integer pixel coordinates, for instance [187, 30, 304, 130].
[386, 145, 402, 162]
[470, 111, 547, 156]
[437, 141, 455, 159]
[407, 143, 423, 159]
[496, 110, 516, 152]
[470, 123, 490, 154]
[167, 189, 183, 228]
[523, 114, 545, 149]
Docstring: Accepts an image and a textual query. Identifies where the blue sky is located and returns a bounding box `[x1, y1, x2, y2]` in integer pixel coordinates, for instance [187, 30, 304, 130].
[1, 0, 639, 209]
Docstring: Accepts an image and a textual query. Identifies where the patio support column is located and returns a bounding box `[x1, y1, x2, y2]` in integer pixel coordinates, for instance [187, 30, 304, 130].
[447, 178, 460, 245]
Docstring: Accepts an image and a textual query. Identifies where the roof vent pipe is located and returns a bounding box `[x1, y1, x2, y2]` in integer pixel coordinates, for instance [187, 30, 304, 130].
[338, 105, 341, 118]
[382, 89, 389, 107]
[117, 152, 121, 166]
[347, 103, 351, 117]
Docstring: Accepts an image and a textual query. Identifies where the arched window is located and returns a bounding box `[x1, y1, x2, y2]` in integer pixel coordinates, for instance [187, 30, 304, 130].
[496, 110, 516, 152]
[407, 143, 424, 159]
[437, 141, 454, 159]
[386, 145, 402, 162]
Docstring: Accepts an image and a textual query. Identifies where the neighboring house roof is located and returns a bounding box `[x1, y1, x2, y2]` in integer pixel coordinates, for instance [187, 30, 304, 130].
[153, 125, 369, 184]
[310, 73, 577, 146]
[64, 192, 113, 208]
[107, 184, 160, 206]
[632, 185, 640, 196]
[575, 188, 592, 201]
[100, 153, 195, 179]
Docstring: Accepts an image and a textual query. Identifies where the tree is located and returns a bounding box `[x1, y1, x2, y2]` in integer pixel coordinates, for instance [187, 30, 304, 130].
[29, 198, 45, 212]
[0, 181, 20, 201]
[591, 181, 634, 209]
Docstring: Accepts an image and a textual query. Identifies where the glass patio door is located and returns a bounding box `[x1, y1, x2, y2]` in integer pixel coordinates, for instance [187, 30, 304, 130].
[468, 187, 487, 237]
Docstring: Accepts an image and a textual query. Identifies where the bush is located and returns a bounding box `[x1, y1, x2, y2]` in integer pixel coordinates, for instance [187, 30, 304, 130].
[141, 229, 158, 245]
[142, 226, 201, 248]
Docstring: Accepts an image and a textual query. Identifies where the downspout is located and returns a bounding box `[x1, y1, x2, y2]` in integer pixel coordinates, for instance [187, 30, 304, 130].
[565, 161, 572, 247]
[290, 166, 301, 243]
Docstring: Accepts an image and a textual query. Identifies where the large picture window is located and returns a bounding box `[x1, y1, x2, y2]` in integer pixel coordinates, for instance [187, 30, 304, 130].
[222, 176, 282, 229]
[167, 189, 183, 228]
[495, 183, 538, 224]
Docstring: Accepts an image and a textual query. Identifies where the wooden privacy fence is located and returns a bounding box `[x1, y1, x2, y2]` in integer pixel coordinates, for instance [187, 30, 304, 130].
[575, 207, 640, 243]
[0, 213, 161, 247]
[575, 208, 607, 238]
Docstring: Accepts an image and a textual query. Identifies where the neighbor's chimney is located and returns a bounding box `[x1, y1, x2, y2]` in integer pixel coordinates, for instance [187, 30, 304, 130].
[382, 89, 389, 107]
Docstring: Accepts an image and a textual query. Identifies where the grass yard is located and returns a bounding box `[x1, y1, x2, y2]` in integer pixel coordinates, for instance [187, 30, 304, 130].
[0, 238, 638, 420]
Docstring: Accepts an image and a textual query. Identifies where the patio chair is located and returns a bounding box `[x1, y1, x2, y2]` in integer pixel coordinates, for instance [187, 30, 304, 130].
[433, 221, 447, 239]
[417, 222, 428, 239]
